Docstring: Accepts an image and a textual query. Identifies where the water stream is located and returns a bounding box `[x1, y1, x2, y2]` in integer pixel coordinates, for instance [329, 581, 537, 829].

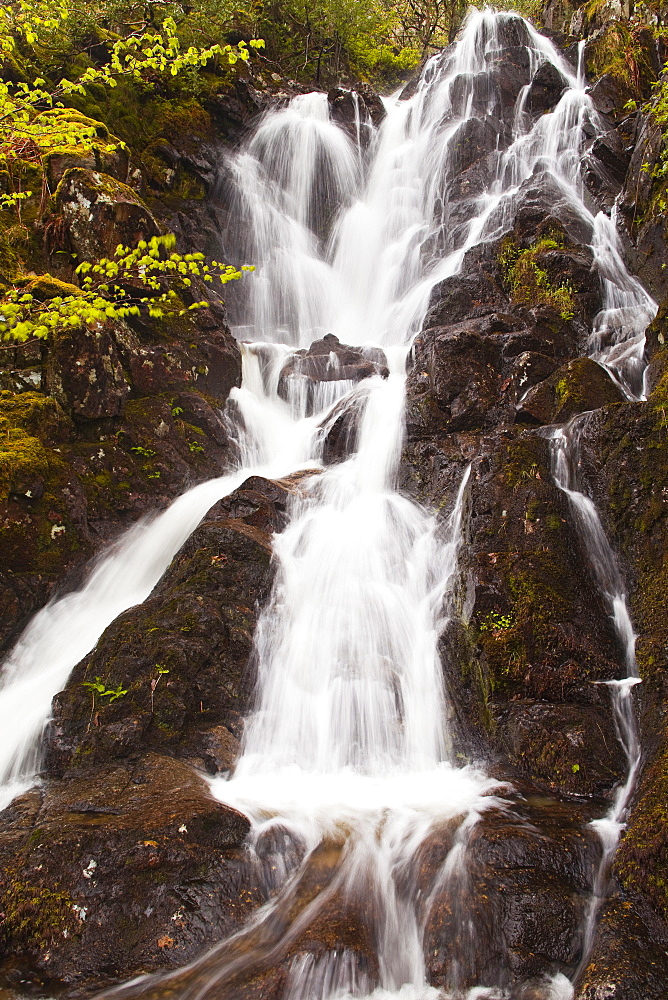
[0, 8, 659, 997]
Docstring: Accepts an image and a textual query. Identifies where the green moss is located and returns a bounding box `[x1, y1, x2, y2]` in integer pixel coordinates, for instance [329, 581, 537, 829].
[585, 22, 656, 100]
[0, 877, 78, 951]
[501, 435, 546, 489]
[500, 235, 576, 320]
[617, 742, 668, 920]
[24, 273, 83, 300]
[0, 428, 50, 501]
[0, 391, 70, 501]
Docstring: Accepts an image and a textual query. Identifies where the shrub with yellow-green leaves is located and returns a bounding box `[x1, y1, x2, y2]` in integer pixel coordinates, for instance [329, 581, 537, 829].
[0, 234, 252, 343]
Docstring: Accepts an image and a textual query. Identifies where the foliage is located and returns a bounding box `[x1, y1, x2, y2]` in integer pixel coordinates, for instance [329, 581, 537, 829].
[500, 236, 576, 321]
[82, 676, 128, 702]
[636, 55, 668, 213]
[0, 234, 250, 343]
[0, 2, 262, 214]
[478, 610, 516, 633]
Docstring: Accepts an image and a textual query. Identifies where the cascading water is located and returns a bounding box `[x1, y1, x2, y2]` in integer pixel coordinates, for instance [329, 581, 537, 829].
[0, 8, 658, 998]
[550, 423, 642, 981]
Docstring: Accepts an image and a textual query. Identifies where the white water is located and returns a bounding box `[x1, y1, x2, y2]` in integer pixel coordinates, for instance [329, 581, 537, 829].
[0, 7, 659, 997]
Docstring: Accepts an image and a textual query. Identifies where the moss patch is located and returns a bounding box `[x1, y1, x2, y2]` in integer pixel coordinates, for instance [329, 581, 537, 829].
[0, 876, 78, 951]
[500, 235, 576, 320]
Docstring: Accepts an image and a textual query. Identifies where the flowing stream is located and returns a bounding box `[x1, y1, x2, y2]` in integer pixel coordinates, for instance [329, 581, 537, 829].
[0, 8, 659, 997]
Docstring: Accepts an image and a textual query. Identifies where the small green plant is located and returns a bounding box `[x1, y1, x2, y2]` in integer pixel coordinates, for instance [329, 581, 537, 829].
[150, 665, 170, 713]
[479, 610, 516, 634]
[171, 405, 184, 417]
[500, 236, 576, 321]
[82, 676, 127, 726]
[188, 441, 204, 454]
[82, 677, 128, 703]
[130, 445, 156, 458]
[571, 763, 580, 774]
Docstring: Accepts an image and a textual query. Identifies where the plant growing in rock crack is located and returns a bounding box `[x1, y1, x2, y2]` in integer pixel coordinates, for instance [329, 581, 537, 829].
[0, 234, 253, 343]
[82, 676, 127, 727]
[150, 665, 170, 713]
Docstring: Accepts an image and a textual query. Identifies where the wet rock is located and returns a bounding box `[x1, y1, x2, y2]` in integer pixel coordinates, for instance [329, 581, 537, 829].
[492, 701, 627, 797]
[277, 335, 388, 415]
[567, 367, 668, 935]
[451, 117, 503, 174]
[45, 318, 131, 421]
[406, 320, 507, 438]
[516, 357, 627, 425]
[425, 793, 598, 989]
[0, 754, 261, 990]
[576, 891, 668, 999]
[589, 130, 631, 187]
[212, 473, 301, 534]
[45, 488, 281, 776]
[526, 62, 568, 115]
[430, 429, 626, 795]
[618, 114, 668, 302]
[327, 87, 385, 147]
[449, 71, 494, 118]
[513, 172, 595, 246]
[320, 391, 368, 465]
[422, 241, 509, 328]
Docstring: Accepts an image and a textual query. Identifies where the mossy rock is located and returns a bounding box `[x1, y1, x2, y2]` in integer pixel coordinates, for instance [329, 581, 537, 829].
[517, 357, 626, 425]
[24, 273, 83, 301]
[54, 168, 159, 263]
[0, 391, 67, 505]
[585, 22, 658, 104]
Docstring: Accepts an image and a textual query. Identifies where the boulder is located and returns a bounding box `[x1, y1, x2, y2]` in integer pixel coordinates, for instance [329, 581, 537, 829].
[54, 168, 160, 262]
[45, 318, 131, 421]
[0, 755, 259, 991]
[526, 61, 568, 115]
[425, 790, 600, 989]
[278, 334, 388, 415]
[45, 486, 284, 776]
[516, 357, 627, 425]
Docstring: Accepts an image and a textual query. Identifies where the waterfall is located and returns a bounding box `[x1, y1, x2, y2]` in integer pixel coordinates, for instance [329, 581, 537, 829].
[550, 424, 642, 981]
[0, 8, 658, 997]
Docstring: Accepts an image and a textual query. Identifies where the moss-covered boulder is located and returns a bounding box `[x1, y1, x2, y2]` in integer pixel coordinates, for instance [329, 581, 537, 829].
[54, 168, 160, 263]
[516, 357, 627, 426]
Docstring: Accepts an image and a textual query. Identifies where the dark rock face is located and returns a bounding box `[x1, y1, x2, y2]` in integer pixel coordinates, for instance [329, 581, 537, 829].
[327, 86, 386, 147]
[424, 792, 601, 989]
[516, 357, 627, 425]
[0, 477, 293, 988]
[45, 477, 292, 779]
[526, 61, 568, 115]
[0, 755, 260, 993]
